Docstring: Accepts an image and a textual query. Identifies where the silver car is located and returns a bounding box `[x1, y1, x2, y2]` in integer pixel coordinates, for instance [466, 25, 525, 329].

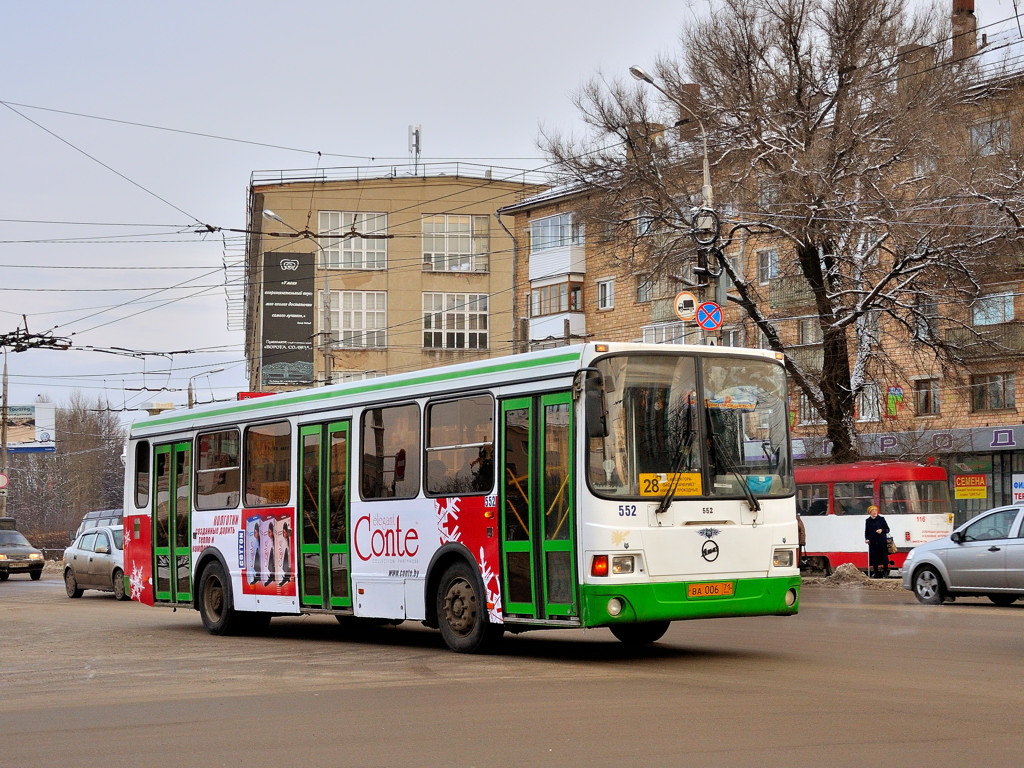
[903, 504, 1024, 606]
[63, 525, 128, 600]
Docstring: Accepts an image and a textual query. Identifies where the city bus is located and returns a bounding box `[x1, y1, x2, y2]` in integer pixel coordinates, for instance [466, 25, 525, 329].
[123, 342, 800, 653]
[795, 461, 954, 574]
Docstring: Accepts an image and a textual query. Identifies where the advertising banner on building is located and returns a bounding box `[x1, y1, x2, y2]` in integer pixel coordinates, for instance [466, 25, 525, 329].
[260, 252, 315, 387]
[2, 403, 56, 453]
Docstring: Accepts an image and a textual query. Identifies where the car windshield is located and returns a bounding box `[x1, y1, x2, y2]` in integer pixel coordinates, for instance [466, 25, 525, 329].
[587, 352, 793, 498]
[0, 530, 33, 547]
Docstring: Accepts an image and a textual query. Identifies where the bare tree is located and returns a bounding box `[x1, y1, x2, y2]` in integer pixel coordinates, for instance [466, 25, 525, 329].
[5, 393, 125, 535]
[543, 0, 1024, 462]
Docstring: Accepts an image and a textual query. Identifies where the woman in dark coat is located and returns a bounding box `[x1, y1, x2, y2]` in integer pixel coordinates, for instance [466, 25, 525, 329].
[864, 504, 890, 578]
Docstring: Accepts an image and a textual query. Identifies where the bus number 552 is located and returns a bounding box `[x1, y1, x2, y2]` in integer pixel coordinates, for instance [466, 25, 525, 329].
[618, 505, 637, 517]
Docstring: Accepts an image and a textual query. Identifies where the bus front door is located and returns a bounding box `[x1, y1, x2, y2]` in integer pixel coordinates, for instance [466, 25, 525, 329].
[298, 421, 352, 611]
[153, 441, 192, 604]
[500, 393, 576, 620]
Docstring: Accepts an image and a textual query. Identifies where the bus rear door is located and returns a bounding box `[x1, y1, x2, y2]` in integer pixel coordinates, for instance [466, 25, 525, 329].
[153, 441, 192, 604]
[500, 393, 577, 620]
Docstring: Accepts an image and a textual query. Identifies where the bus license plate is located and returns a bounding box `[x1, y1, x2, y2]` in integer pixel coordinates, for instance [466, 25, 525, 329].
[688, 581, 734, 598]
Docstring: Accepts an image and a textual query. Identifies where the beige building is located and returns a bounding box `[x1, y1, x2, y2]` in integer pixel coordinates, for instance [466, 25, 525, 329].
[243, 164, 545, 390]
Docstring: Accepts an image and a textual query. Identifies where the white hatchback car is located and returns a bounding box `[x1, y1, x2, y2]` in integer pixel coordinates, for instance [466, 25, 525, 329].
[903, 505, 1024, 606]
[63, 525, 128, 600]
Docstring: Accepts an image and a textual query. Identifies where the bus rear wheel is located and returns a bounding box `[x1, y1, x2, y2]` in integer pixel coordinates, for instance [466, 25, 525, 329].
[199, 561, 238, 635]
[610, 620, 671, 645]
[436, 561, 502, 654]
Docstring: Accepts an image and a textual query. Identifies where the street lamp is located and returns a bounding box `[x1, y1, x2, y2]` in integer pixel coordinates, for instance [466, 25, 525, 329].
[629, 65, 714, 212]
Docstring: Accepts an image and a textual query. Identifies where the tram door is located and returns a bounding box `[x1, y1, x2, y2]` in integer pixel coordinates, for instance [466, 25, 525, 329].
[297, 421, 352, 610]
[500, 393, 576, 619]
[153, 441, 192, 604]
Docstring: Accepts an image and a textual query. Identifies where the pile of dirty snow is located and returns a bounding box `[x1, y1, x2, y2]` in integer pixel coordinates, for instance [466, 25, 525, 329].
[803, 562, 903, 590]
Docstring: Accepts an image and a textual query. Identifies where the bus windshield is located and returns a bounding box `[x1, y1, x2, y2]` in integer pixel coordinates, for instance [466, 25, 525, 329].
[588, 353, 793, 498]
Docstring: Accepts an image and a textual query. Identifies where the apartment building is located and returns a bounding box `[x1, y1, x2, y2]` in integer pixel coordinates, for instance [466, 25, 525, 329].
[243, 164, 545, 390]
[501, 2, 1024, 519]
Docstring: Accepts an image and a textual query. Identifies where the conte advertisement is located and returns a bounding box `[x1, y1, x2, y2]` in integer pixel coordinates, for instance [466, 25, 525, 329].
[260, 252, 315, 386]
[2, 403, 56, 453]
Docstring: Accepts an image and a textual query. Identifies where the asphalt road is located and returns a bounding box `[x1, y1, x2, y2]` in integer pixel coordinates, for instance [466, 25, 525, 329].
[2, 573, 1020, 767]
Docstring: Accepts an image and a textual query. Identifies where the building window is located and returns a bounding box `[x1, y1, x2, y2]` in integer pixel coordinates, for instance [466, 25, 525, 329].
[972, 290, 1014, 326]
[529, 213, 583, 253]
[915, 295, 939, 340]
[856, 383, 880, 422]
[758, 249, 779, 284]
[971, 372, 1015, 411]
[641, 322, 697, 345]
[423, 293, 488, 350]
[326, 291, 387, 348]
[797, 318, 823, 345]
[636, 278, 653, 304]
[530, 281, 582, 317]
[799, 393, 824, 425]
[914, 379, 940, 416]
[318, 211, 387, 270]
[913, 155, 938, 177]
[597, 279, 615, 310]
[331, 370, 386, 384]
[970, 117, 1011, 157]
[422, 214, 490, 272]
[720, 327, 741, 347]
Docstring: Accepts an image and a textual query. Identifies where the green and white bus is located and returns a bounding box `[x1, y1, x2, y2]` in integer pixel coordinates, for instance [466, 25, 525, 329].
[124, 342, 800, 653]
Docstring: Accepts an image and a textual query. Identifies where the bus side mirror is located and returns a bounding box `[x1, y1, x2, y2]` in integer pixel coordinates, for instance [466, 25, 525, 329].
[584, 375, 608, 439]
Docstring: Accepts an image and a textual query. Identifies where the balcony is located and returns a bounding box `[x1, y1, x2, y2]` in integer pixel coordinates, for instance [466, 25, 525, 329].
[787, 344, 824, 373]
[528, 243, 586, 282]
[769, 275, 815, 309]
[944, 321, 1024, 359]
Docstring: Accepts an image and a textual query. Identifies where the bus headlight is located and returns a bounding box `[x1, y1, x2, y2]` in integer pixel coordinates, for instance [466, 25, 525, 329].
[773, 549, 794, 568]
[612, 555, 635, 574]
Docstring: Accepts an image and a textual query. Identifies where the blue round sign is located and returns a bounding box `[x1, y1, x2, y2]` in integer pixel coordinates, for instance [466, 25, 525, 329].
[696, 301, 723, 331]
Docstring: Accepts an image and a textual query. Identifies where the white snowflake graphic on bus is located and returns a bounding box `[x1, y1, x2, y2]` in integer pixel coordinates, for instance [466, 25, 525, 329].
[435, 496, 502, 623]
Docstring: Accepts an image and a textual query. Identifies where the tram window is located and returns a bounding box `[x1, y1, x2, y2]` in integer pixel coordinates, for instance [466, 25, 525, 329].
[361, 404, 420, 500]
[834, 482, 873, 516]
[244, 422, 292, 506]
[425, 395, 494, 495]
[195, 429, 240, 509]
[134, 442, 151, 508]
[796, 483, 828, 515]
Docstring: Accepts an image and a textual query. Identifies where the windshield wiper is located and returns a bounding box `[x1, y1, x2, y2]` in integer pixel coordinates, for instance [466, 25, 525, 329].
[706, 415, 762, 514]
[655, 402, 696, 516]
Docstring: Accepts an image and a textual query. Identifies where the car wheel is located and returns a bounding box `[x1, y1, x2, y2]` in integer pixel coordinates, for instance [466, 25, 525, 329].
[987, 594, 1017, 606]
[112, 568, 128, 601]
[436, 561, 503, 653]
[64, 569, 84, 598]
[0, 572, 9, 581]
[610, 620, 672, 645]
[198, 560, 239, 635]
[30, 569, 42, 581]
[912, 566, 945, 606]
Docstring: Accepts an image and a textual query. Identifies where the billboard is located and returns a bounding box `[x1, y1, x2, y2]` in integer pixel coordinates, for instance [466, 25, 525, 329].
[260, 252, 315, 387]
[2, 403, 56, 453]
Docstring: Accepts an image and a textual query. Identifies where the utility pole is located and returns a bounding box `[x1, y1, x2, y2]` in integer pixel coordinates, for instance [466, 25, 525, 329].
[1, 346, 9, 518]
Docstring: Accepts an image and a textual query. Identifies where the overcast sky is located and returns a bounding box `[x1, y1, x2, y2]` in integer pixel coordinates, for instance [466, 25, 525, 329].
[1, 0, 1021, 413]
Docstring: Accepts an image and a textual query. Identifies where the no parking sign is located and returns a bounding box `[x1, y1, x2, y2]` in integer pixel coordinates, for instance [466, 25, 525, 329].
[696, 301, 723, 331]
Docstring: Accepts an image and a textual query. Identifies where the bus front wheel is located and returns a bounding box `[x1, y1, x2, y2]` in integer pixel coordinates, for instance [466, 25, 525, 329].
[610, 620, 671, 645]
[436, 561, 503, 654]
